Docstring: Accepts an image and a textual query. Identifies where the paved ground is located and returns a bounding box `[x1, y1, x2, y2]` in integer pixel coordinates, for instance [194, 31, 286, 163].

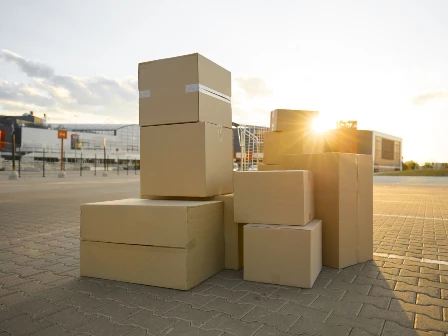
[0, 174, 447, 336]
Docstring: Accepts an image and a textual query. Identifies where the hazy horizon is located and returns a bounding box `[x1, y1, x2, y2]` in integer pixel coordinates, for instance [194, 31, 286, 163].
[1, 1, 447, 163]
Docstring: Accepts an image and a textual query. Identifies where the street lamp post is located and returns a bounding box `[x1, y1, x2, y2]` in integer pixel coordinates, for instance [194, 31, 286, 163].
[8, 123, 19, 180]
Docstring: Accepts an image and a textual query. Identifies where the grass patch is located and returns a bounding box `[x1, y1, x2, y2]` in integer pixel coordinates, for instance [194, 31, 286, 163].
[377, 169, 448, 176]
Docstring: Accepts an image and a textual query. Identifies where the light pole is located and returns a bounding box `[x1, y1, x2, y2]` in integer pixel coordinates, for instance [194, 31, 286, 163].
[9, 123, 19, 180]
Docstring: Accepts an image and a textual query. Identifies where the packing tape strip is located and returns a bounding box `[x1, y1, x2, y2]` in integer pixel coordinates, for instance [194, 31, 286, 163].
[218, 125, 223, 141]
[185, 84, 231, 104]
[139, 90, 150, 99]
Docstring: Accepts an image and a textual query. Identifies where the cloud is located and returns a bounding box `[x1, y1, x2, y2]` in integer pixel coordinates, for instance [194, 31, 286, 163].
[411, 89, 448, 105]
[0, 49, 138, 123]
[234, 77, 273, 99]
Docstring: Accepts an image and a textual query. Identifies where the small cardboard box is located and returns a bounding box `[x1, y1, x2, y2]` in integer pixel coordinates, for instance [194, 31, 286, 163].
[141, 122, 233, 197]
[270, 109, 318, 132]
[81, 199, 223, 247]
[244, 219, 322, 288]
[284, 153, 373, 269]
[234, 170, 314, 226]
[257, 163, 284, 171]
[139, 53, 232, 128]
[213, 194, 245, 270]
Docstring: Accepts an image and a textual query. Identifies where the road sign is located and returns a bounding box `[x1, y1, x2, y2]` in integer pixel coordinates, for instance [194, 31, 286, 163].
[58, 130, 68, 139]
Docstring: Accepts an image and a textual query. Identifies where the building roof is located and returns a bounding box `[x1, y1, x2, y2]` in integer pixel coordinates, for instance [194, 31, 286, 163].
[49, 124, 135, 131]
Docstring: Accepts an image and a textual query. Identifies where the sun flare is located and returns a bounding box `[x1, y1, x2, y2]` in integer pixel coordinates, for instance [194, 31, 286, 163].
[312, 117, 331, 133]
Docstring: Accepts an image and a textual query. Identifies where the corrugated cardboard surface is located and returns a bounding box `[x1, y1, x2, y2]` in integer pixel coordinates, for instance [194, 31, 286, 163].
[284, 153, 373, 269]
[140, 122, 233, 197]
[244, 220, 322, 288]
[324, 129, 358, 154]
[257, 164, 284, 171]
[139, 53, 231, 127]
[80, 223, 224, 290]
[234, 171, 314, 226]
[270, 109, 318, 132]
[80, 199, 223, 248]
[357, 155, 374, 262]
[263, 132, 304, 165]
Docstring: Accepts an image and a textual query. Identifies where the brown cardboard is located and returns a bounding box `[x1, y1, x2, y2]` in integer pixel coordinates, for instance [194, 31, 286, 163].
[270, 109, 318, 132]
[140, 122, 233, 197]
[257, 163, 284, 171]
[357, 155, 374, 262]
[324, 129, 359, 153]
[244, 219, 322, 288]
[139, 53, 232, 127]
[80, 199, 223, 248]
[234, 171, 314, 226]
[284, 153, 373, 269]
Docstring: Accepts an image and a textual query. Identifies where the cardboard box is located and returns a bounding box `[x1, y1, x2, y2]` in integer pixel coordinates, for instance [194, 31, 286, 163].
[81, 199, 223, 247]
[270, 109, 318, 132]
[139, 53, 232, 128]
[244, 219, 322, 288]
[213, 194, 245, 270]
[234, 171, 314, 226]
[263, 132, 324, 165]
[284, 153, 373, 269]
[257, 163, 284, 171]
[140, 122, 233, 197]
[324, 129, 359, 154]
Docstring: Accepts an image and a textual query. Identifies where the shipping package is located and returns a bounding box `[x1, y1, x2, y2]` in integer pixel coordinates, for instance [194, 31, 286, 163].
[234, 171, 314, 226]
[257, 163, 284, 171]
[139, 53, 231, 127]
[270, 109, 318, 132]
[284, 153, 373, 269]
[244, 220, 322, 288]
[80, 199, 224, 290]
[140, 122, 233, 197]
[324, 129, 359, 154]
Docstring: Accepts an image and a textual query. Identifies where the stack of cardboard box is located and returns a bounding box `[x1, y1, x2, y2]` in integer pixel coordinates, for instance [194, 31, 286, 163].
[80, 53, 235, 290]
[259, 109, 324, 171]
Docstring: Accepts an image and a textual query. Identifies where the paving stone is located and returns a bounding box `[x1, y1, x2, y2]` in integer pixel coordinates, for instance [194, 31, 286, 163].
[114, 282, 180, 299]
[217, 270, 242, 279]
[163, 303, 218, 327]
[233, 282, 278, 297]
[0, 274, 33, 288]
[369, 285, 417, 304]
[10, 296, 67, 318]
[202, 297, 254, 319]
[400, 269, 440, 282]
[377, 272, 419, 285]
[389, 298, 441, 320]
[28, 324, 74, 335]
[311, 295, 363, 317]
[203, 314, 263, 336]
[204, 275, 243, 290]
[135, 294, 180, 315]
[87, 299, 142, 322]
[64, 279, 118, 296]
[354, 275, 396, 289]
[41, 306, 98, 329]
[382, 320, 444, 336]
[289, 316, 351, 336]
[0, 313, 53, 336]
[191, 283, 215, 294]
[8, 280, 53, 295]
[383, 262, 419, 272]
[238, 293, 287, 312]
[202, 285, 248, 302]
[419, 279, 447, 289]
[74, 315, 137, 336]
[254, 324, 300, 336]
[11, 266, 46, 278]
[159, 320, 222, 336]
[360, 303, 414, 328]
[242, 306, 298, 332]
[55, 291, 105, 311]
[120, 310, 178, 334]
[167, 292, 216, 308]
[415, 314, 448, 333]
[0, 308, 26, 323]
[28, 271, 72, 285]
[300, 286, 346, 300]
[0, 291, 28, 306]
[120, 327, 147, 336]
[279, 301, 331, 322]
[325, 279, 371, 295]
[319, 269, 357, 283]
[326, 312, 384, 335]
[269, 288, 317, 306]
[341, 290, 390, 309]
[395, 282, 440, 298]
[101, 288, 143, 306]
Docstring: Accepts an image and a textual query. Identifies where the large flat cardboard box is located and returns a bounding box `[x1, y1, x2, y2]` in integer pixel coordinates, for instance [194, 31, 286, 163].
[234, 171, 314, 226]
[263, 132, 324, 165]
[324, 129, 359, 153]
[139, 53, 232, 127]
[140, 122, 233, 197]
[270, 109, 318, 132]
[244, 219, 322, 288]
[213, 194, 245, 270]
[257, 163, 284, 171]
[81, 199, 223, 247]
[284, 153, 373, 269]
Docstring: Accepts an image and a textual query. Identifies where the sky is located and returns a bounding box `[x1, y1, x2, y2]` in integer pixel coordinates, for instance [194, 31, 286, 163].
[1, 0, 448, 163]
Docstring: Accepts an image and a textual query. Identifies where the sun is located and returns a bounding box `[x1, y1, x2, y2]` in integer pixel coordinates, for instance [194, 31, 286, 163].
[312, 116, 331, 133]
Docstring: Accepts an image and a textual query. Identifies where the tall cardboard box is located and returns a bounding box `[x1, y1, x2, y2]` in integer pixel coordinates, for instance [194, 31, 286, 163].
[284, 153, 373, 269]
[244, 219, 322, 288]
[270, 109, 318, 132]
[234, 171, 314, 226]
[80, 199, 224, 290]
[140, 122, 233, 197]
[257, 163, 284, 171]
[139, 53, 232, 128]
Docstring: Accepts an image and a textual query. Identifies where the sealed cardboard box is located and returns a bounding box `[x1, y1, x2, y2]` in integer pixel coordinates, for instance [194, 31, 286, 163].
[140, 122, 233, 197]
[270, 109, 318, 132]
[244, 219, 322, 288]
[284, 153, 373, 269]
[81, 199, 223, 247]
[324, 129, 359, 154]
[213, 194, 245, 270]
[257, 163, 284, 171]
[139, 53, 232, 127]
[234, 171, 314, 226]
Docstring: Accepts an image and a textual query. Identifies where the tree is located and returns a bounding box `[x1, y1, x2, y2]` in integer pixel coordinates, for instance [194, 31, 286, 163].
[402, 160, 418, 170]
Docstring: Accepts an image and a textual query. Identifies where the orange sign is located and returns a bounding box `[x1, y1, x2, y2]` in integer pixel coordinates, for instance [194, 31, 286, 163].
[58, 130, 67, 139]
